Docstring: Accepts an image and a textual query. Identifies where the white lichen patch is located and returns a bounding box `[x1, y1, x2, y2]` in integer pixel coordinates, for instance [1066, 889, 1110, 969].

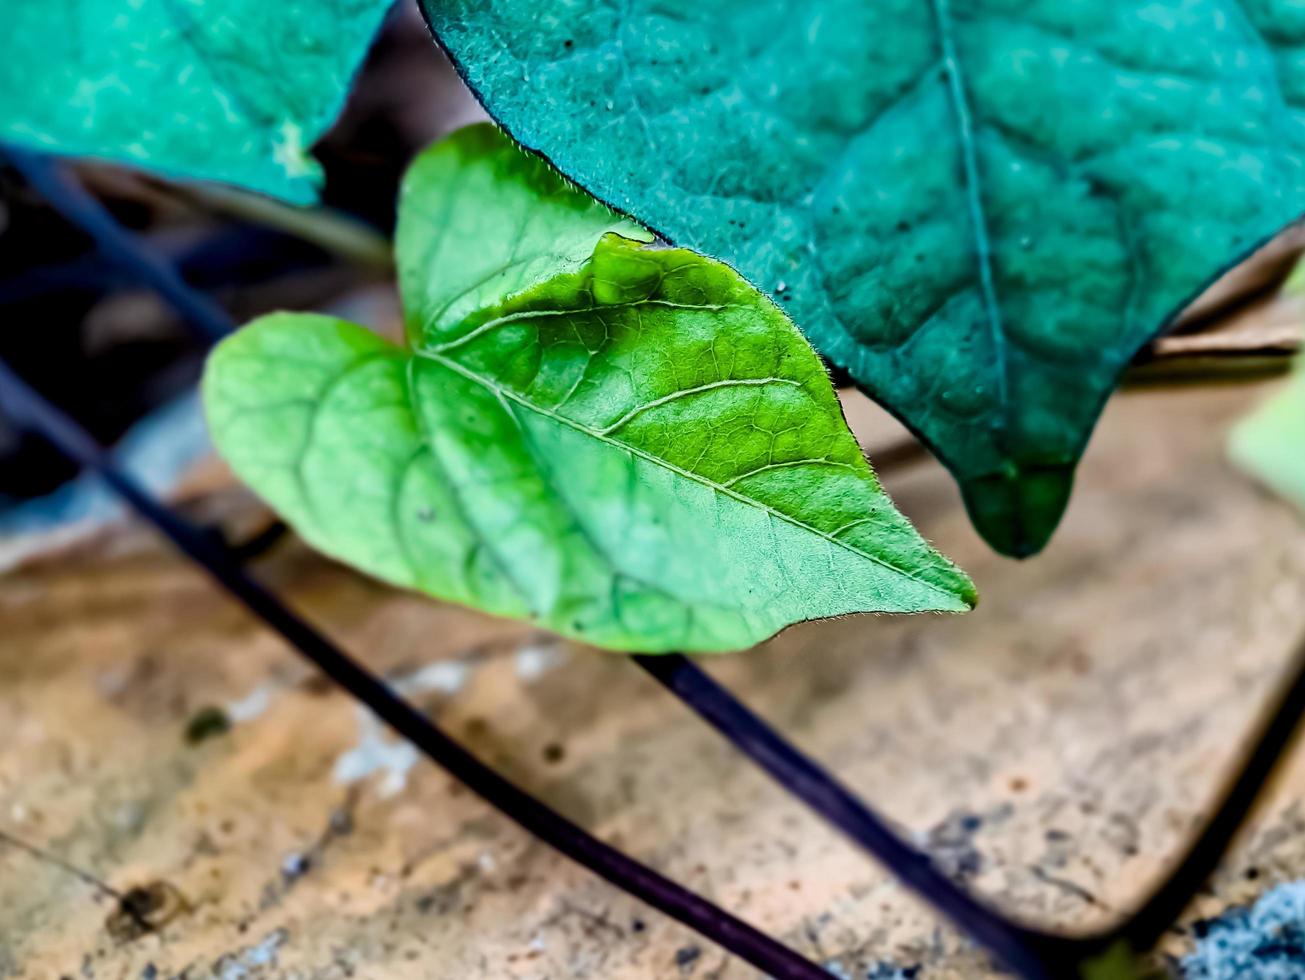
[332, 659, 476, 797]
[213, 928, 289, 980]
[225, 682, 278, 724]
[514, 641, 564, 682]
[271, 119, 317, 180]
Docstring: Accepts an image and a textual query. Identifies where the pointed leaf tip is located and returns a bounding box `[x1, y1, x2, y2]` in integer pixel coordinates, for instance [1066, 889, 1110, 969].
[962, 465, 1075, 559]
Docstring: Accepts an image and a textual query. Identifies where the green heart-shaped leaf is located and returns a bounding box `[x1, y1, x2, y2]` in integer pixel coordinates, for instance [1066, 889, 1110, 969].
[421, 0, 1305, 555]
[1231, 359, 1305, 515]
[203, 125, 974, 653]
[0, 0, 393, 202]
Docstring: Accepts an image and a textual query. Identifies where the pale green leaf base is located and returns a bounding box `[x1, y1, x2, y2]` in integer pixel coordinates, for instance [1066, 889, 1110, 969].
[1231, 364, 1305, 517]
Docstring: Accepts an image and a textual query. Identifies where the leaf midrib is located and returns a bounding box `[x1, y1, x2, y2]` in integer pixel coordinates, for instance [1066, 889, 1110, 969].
[928, 0, 1009, 407]
[413, 348, 963, 605]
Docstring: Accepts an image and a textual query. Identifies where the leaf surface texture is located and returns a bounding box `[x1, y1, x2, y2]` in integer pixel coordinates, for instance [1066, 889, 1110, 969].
[0, 0, 392, 201]
[204, 126, 975, 652]
[422, 0, 1305, 553]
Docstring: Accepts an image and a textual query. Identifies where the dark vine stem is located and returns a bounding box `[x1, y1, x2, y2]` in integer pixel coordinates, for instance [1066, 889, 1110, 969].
[641, 630, 1305, 976]
[0, 357, 835, 980]
[16, 150, 1305, 978]
[4, 147, 235, 343]
[9, 154, 1052, 972]
[634, 654, 1076, 979]
[1111, 632, 1305, 955]
[162, 180, 395, 274]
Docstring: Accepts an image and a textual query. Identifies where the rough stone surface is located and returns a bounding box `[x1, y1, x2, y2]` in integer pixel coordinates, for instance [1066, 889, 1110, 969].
[2, 378, 1305, 978]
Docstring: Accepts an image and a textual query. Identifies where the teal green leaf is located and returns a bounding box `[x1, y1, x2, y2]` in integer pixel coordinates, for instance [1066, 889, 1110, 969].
[421, 0, 1305, 555]
[203, 125, 974, 653]
[0, 0, 393, 203]
[1231, 358, 1305, 516]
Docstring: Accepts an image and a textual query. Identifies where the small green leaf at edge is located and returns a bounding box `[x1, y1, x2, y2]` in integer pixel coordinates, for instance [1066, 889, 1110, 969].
[203, 124, 974, 654]
[0, 0, 394, 203]
[1230, 356, 1305, 517]
[1077, 941, 1156, 980]
[421, 0, 1305, 556]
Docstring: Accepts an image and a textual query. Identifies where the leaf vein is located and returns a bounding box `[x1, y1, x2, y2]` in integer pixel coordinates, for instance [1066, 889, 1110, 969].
[599, 377, 801, 436]
[928, 0, 1009, 405]
[417, 350, 957, 602]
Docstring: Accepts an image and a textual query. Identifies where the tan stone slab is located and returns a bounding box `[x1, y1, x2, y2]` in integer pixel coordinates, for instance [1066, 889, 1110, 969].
[2, 379, 1305, 980]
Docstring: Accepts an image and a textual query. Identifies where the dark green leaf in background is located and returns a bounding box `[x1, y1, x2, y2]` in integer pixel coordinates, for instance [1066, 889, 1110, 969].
[204, 125, 974, 653]
[421, 0, 1305, 555]
[0, 0, 394, 202]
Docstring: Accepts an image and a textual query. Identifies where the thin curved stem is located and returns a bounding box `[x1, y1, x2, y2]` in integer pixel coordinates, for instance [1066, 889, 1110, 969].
[1110, 633, 1305, 954]
[640, 626, 1305, 977]
[4, 146, 234, 342]
[634, 654, 1083, 980]
[164, 181, 394, 275]
[0, 358, 834, 980]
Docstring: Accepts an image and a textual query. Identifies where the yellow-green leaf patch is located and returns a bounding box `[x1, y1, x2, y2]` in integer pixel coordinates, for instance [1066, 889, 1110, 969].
[204, 125, 974, 653]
